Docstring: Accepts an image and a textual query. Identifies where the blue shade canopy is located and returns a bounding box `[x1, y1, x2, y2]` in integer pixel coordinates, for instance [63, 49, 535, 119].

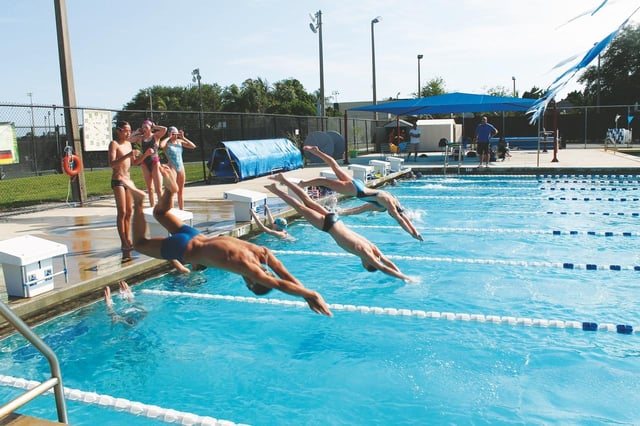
[350, 92, 536, 115]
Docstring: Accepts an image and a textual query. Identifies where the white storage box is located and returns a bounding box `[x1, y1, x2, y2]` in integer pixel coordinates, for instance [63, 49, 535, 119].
[224, 189, 267, 222]
[369, 160, 390, 176]
[0, 235, 68, 298]
[143, 208, 194, 238]
[386, 156, 405, 172]
[348, 164, 373, 182]
[320, 169, 338, 180]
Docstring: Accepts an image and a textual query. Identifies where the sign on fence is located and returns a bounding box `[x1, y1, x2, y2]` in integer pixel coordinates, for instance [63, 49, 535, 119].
[0, 123, 18, 165]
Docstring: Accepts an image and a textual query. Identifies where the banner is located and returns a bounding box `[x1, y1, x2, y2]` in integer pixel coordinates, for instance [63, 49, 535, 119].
[0, 123, 18, 165]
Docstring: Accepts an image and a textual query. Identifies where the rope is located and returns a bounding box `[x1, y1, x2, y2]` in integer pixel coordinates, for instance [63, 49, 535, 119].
[547, 196, 639, 202]
[140, 290, 636, 335]
[270, 249, 640, 272]
[541, 186, 640, 191]
[301, 223, 640, 237]
[423, 209, 640, 216]
[0, 375, 244, 426]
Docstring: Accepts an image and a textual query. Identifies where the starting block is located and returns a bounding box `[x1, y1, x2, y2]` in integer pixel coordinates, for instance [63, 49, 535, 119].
[143, 207, 194, 237]
[369, 160, 390, 176]
[224, 189, 267, 222]
[0, 235, 68, 298]
[348, 164, 373, 182]
[320, 169, 338, 180]
[386, 156, 405, 172]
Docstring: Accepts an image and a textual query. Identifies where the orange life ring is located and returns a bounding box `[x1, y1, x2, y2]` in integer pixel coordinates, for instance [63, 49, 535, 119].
[62, 154, 83, 177]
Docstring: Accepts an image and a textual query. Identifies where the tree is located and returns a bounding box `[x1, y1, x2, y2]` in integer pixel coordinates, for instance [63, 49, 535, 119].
[417, 77, 446, 98]
[268, 78, 316, 115]
[522, 87, 543, 99]
[578, 23, 640, 106]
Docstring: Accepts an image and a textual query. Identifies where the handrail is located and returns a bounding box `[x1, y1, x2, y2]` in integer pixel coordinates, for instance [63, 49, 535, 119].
[0, 301, 68, 424]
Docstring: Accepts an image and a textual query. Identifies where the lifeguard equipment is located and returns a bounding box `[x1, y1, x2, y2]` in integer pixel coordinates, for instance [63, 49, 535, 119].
[62, 146, 83, 177]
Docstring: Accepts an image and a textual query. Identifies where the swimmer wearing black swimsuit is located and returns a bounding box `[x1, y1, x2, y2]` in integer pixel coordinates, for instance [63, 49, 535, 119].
[111, 179, 126, 189]
[322, 213, 340, 232]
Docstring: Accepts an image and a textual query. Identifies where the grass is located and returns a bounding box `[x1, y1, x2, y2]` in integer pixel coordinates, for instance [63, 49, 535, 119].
[0, 163, 204, 210]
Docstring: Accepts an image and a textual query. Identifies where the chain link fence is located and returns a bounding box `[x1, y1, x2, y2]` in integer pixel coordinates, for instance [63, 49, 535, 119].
[0, 102, 636, 209]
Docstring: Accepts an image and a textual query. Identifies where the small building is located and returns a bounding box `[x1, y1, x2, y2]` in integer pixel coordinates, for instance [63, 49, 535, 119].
[416, 118, 462, 151]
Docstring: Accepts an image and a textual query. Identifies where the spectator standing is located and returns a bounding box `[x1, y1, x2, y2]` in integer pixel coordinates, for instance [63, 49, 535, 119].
[407, 122, 421, 161]
[475, 116, 498, 168]
[159, 127, 196, 210]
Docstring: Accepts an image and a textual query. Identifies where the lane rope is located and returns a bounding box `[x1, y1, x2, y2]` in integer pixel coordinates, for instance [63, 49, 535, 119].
[420, 209, 640, 216]
[271, 249, 640, 272]
[140, 290, 636, 335]
[0, 375, 245, 426]
[298, 223, 640, 236]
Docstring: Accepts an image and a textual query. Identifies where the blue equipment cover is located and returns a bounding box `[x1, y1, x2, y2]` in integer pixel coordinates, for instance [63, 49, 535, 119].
[210, 138, 303, 181]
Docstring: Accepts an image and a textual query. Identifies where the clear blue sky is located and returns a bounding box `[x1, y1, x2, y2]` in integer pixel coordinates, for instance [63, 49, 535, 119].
[1, 0, 636, 109]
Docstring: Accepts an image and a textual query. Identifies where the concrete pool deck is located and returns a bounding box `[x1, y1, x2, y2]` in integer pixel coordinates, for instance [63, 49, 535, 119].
[0, 145, 639, 333]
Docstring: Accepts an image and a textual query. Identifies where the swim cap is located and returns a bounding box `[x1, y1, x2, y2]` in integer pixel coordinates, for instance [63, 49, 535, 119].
[274, 217, 288, 229]
[168, 126, 178, 134]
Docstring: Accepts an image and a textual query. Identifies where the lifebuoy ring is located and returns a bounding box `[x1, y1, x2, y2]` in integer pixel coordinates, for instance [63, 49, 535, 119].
[62, 154, 83, 177]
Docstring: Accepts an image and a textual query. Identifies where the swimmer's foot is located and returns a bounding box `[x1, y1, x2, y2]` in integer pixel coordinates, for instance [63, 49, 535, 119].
[264, 183, 279, 193]
[104, 286, 113, 307]
[303, 145, 321, 154]
[159, 165, 179, 193]
[267, 173, 287, 184]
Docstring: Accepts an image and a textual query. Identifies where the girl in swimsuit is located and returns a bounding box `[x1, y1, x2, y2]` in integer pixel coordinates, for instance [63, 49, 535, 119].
[298, 145, 423, 241]
[130, 120, 167, 207]
[159, 127, 196, 210]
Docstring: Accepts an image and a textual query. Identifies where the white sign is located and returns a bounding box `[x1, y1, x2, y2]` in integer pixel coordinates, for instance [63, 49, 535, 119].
[82, 109, 112, 152]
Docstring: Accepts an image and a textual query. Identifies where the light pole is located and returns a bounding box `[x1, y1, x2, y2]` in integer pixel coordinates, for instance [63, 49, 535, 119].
[309, 10, 325, 121]
[371, 16, 381, 120]
[512, 76, 516, 97]
[27, 92, 38, 175]
[192, 68, 207, 182]
[147, 88, 153, 120]
[417, 54, 423, 97]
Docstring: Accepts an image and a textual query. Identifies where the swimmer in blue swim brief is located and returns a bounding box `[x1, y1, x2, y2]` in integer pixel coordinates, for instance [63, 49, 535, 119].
[124, 165, 332, 317]
[266, 173, 412, 281]
[298, 146, 423, 241]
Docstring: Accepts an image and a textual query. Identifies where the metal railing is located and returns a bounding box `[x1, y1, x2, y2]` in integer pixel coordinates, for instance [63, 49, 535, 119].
[0, 302, 68, 423]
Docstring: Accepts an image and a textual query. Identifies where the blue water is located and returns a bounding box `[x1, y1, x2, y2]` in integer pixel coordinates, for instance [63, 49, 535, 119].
[0, 175, 639, 425]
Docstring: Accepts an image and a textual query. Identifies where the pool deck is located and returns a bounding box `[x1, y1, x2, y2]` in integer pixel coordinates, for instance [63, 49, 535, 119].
[0, 145, 639, 333]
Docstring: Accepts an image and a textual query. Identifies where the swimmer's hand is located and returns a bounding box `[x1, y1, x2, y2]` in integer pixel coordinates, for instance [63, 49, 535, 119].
[305, 292, 333, 317]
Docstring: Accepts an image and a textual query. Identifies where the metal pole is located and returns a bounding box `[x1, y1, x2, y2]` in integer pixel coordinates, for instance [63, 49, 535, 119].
[317, 11, 325, 122]
[27, 92, 38, 175]
[417, 54, 423, 97]
[512, 76, 516, 97]
[192, 68, 207, 182]
[371, 17, 381, 121]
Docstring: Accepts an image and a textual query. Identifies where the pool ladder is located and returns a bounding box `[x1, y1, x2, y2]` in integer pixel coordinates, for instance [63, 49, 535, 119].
[0, 301, 68, 424]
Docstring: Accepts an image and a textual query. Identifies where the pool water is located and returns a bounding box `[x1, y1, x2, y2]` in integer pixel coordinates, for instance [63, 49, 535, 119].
[0, 175, 639, 425]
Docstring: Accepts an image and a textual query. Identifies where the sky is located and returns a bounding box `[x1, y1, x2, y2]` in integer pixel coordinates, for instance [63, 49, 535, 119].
[1, 0, 638, 111]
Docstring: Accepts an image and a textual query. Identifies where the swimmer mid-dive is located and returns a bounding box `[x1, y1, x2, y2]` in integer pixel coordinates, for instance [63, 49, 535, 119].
[124, 165, 332, 317]
[104, 281, 147, 327]
[298, 145, 423, 241]
[265, 173, 412, 281]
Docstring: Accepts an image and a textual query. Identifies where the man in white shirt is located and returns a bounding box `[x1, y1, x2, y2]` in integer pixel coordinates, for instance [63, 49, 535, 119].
[407, 122, 421, 161]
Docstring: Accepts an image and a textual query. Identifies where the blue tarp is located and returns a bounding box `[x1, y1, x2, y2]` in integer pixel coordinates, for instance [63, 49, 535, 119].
[209, 138, 303, 181]
[350, 92, 536, 115]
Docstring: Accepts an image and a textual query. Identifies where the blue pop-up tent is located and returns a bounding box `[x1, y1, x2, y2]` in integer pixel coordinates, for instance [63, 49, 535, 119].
[350, 92, 536, 115]
[208, 138, 303, 182]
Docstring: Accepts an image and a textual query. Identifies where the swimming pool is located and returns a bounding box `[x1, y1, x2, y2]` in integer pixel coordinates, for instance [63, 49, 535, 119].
[0, 174, 638, 425]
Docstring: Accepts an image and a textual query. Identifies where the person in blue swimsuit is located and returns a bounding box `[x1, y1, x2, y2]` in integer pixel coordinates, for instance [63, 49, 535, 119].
[124, 165, 332, 317]
[159, 127, 196, 210]
[298, 145, 423, 241]
[265, 173, 411, 281]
